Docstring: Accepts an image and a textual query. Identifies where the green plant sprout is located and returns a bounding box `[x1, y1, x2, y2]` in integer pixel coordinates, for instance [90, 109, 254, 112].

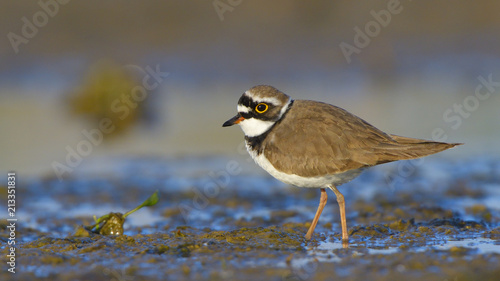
[85, 190, 159, 235]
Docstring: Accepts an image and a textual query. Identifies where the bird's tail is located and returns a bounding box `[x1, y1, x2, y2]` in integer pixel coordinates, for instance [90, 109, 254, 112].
[373, 134, 463, 164]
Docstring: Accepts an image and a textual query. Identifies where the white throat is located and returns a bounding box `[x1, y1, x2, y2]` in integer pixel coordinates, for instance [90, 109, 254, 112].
[238, 118, 275, 137]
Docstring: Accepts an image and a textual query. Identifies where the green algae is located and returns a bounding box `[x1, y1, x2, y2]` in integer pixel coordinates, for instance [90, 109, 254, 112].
[7, 164, 500, 281]
[82, 190, 159, 235]
[11, 218, 500, 281]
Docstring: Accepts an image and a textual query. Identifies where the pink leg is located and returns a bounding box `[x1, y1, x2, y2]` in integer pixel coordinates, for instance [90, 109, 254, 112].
[329, 184, 348, 246]
[305, 188, 327, 240]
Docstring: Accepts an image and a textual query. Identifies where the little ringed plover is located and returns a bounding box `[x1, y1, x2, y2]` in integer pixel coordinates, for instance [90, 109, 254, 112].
[223, 85, 461, 244]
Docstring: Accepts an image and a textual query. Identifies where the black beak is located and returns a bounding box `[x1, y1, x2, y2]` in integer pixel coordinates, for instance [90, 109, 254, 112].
[223, 114, 244, 127]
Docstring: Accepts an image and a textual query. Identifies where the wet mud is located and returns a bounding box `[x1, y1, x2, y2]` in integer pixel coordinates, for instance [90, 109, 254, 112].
[1, 157, 499, 280]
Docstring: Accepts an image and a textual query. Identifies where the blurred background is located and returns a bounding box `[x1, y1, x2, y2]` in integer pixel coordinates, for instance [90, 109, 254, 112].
[1, 0, 499, 177]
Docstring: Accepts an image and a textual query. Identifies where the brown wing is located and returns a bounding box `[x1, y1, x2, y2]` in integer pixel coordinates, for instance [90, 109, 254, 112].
[263, 100, 461, 177]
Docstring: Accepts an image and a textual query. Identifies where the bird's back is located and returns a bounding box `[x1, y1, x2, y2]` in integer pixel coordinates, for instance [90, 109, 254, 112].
[262, 100, 461, 178]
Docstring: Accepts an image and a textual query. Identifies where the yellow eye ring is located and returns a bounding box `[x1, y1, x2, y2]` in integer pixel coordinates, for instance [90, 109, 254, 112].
[255, 103, 268, 113]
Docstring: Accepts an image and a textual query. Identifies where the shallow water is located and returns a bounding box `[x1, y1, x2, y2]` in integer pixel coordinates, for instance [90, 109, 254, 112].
[1, 156, 499, 280]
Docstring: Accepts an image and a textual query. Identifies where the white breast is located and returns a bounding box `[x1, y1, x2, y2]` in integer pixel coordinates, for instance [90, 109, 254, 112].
[246, 142, 364, 188]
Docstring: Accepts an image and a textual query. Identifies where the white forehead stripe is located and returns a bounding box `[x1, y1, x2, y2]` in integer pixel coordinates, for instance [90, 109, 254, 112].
[237, 104, 251, 113]
[244, 90, 282, 106]
[237, 93, 291, 118]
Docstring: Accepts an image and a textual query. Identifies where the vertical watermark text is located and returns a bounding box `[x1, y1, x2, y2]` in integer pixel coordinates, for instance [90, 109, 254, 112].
[6, 172, 17, 274]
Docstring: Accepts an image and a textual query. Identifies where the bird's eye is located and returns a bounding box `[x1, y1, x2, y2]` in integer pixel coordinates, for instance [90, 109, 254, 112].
[255, 103, 268, 113]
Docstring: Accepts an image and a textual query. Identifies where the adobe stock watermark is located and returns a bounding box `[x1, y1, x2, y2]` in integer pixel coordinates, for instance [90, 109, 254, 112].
[282, 258, 318, 281]
[177, 159, 243, 222]
[177, 138, 261, 223]
[7, 0, 71, 54]
[386, 73, 499, 190]
[51, 64, 169, 181]
[213, 0, 243, 21]
[6, 172, 17, 274]
[103, 267, 133, 281]
[177, 140, 250, 223]
[438, 74, 499, 138]
[339, 0, 408, 64]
